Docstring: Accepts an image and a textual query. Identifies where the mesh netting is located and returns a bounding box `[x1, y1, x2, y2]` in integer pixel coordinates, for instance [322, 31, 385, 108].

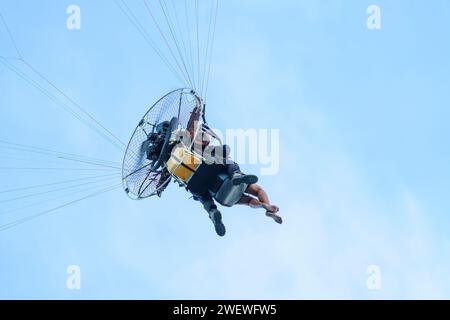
[122, 89, 201, 200]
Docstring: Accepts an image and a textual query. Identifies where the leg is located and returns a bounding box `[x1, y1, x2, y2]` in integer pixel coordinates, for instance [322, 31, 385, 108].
[226, 161, 241, 177]
[245, 184, 279, 213]
[238, 194, 268, 209]
[194, 194, 226, 237]
[214, 145, 258, 185]
[199, 195, 217, 212]
[240, 184, 282, 224]
[223, 161, 258, 186]
[215, 145, 240, 176]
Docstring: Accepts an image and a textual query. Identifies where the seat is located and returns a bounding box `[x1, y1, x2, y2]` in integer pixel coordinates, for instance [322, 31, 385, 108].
[210, 174, 247, 207]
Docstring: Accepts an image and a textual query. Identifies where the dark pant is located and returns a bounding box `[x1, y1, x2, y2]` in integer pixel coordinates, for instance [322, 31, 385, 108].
[213, 145, 241, 176]
[192, 160, 241, 212]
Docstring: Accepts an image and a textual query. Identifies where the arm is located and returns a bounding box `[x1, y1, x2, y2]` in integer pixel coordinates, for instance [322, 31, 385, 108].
[187, 106, 202, 140]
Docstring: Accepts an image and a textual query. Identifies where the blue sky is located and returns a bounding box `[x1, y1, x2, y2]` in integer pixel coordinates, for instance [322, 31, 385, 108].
[1, 0, 450, 299]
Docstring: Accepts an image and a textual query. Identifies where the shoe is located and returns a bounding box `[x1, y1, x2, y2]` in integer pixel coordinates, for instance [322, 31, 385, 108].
[209, 209, 226, 237]
[231, 173, 258, 186]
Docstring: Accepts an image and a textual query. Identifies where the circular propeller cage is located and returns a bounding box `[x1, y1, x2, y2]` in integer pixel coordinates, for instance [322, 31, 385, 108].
[122, 89, 203, 200]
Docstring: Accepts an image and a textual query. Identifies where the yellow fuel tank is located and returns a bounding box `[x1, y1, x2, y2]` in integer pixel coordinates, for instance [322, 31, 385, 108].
[166, 144, 202, 184]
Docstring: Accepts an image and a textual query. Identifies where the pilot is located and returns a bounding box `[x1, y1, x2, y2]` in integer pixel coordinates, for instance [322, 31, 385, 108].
[180, 107, 281, 237]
